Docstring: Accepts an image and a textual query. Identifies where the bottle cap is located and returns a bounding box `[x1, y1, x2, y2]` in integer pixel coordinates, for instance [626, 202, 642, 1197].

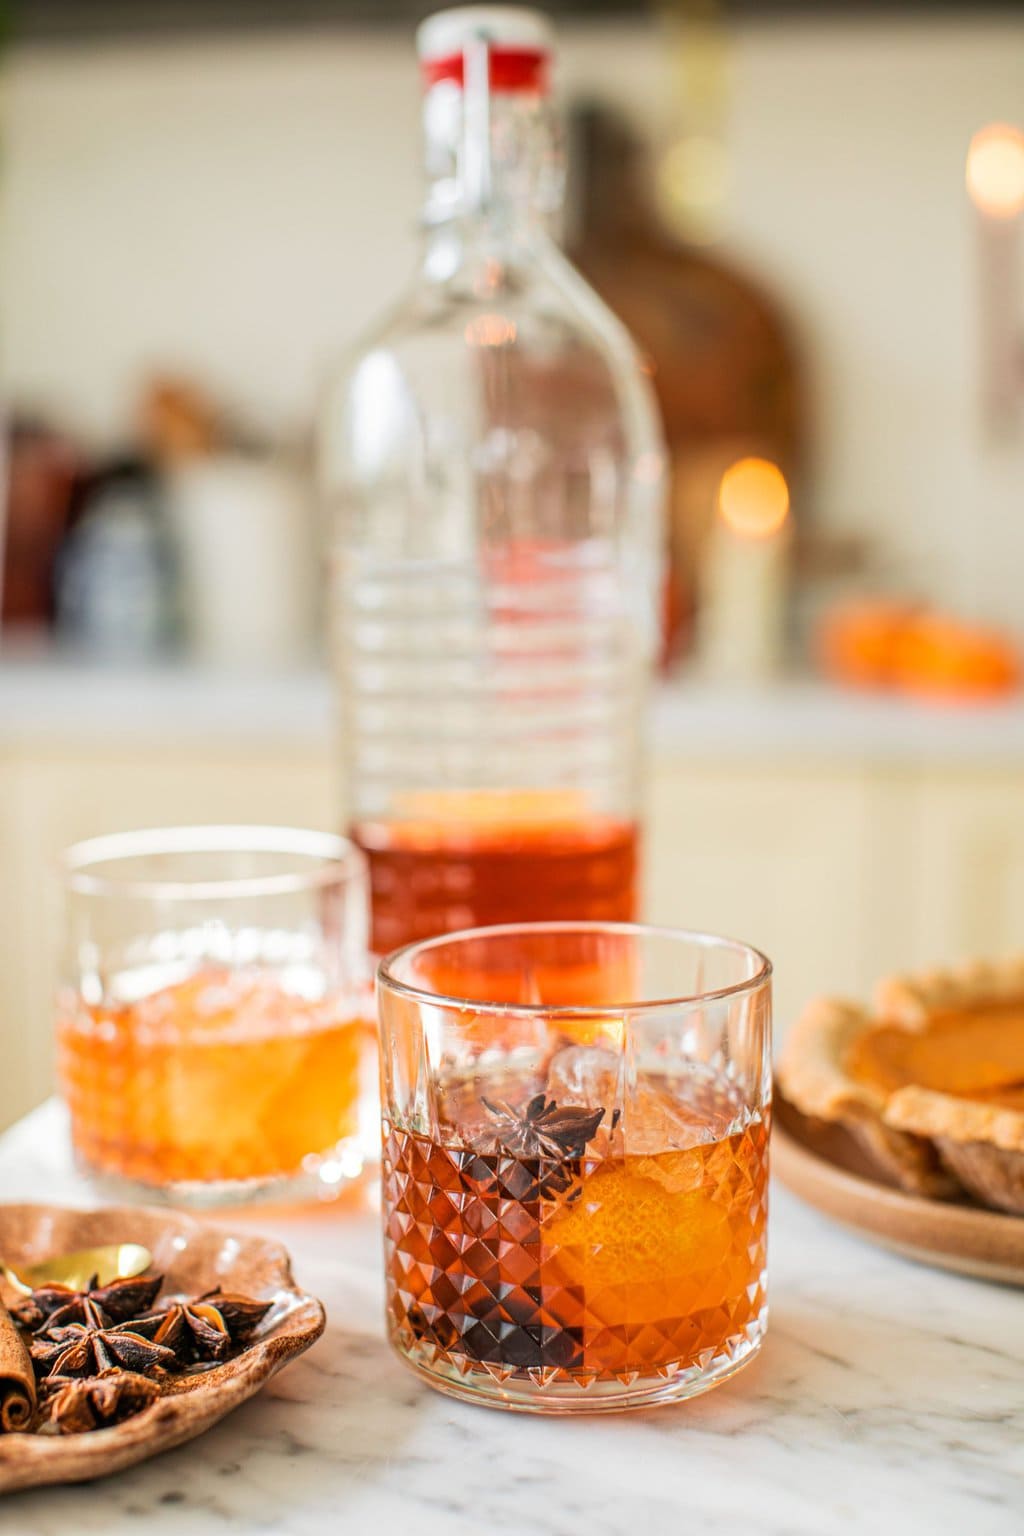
[417, 6, 554, 93]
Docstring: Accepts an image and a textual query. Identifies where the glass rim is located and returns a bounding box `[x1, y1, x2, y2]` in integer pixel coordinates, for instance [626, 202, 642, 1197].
[377, 920, 772, 1018]
[58, 825, 365, 901]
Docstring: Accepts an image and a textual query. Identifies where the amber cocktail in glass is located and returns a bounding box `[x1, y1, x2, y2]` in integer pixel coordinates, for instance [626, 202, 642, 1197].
[57, 826, 372, 1204]
[378, 922, 771, 1413]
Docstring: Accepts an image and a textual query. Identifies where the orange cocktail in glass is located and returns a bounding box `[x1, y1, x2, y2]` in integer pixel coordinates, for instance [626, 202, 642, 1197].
[57, 827, 372, 1203]
[377, 922, 772, 1413]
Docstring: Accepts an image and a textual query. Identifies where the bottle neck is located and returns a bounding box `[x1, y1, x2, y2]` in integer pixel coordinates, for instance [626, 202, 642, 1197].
[420, 71, 563, 247]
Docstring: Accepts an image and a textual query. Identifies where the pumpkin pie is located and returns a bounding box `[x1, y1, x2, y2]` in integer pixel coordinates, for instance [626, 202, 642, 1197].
[779, 957, 1024, 1214]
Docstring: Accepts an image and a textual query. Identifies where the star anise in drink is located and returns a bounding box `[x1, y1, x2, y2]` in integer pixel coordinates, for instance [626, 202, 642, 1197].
[482, 1093, 605, 1159]
[41, 1370, 160, 1435]
[480, 1093, 606, 1197]
[29, 1299, 178, 1381]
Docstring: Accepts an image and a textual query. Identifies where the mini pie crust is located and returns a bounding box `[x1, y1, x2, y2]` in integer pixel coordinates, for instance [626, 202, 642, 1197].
[780, 958, 1024, 1214]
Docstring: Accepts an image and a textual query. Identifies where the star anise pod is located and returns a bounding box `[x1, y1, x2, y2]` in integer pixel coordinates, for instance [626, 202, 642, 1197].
[134, 1289, 271, 1364]
[11, 1284, 81, 1332]
[14, 1273, 163, 1334]
[134, 1301, 231, 1365]
[29, 1300, 178, 1381]
[197, 1290, 272, 1342]
[481, 1093, 606, 1160]
[477, 1094, 607, 1199]
[86, 1274, 163, 1324]
[41, 1371, 160, 1435]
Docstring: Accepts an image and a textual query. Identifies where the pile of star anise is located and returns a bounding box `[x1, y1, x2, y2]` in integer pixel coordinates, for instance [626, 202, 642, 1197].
[12, 1273, 271, 1435]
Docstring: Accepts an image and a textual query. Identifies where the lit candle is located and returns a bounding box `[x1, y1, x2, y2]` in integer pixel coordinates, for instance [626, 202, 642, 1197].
[699, 455, 791, 681]
[966, 122, 1024, 437]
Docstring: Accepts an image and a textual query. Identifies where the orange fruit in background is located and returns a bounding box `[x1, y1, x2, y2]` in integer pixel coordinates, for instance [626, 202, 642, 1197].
[890, 613, 1020, 701]
[817, 601, 1020, 702]
[817, 601, 914, 688]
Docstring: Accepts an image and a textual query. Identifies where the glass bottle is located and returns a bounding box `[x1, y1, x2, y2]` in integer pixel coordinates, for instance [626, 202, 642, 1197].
[320, 6, 666, 955]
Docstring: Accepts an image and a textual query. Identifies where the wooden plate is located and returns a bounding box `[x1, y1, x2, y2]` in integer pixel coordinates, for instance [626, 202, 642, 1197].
[0, 1204, 326, 1492]
[774, 1091, 1024, 1286]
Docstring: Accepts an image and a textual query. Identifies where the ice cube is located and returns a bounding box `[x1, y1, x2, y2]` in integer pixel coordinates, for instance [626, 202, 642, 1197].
[627, 1068, 743, 1154]
[545, 1045, 620, 1109]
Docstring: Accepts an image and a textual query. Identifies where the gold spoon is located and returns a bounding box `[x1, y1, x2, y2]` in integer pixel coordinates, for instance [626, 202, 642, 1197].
[1, 1243, 152, 1296]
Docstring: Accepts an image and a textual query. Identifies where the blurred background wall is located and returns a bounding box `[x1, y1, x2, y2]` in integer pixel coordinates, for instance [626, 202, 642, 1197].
[1, 6, 1023, 1132]
[4, 14, 1023, 621]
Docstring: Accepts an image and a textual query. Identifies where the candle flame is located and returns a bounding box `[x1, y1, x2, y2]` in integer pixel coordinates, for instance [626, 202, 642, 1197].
[966, 123, 1024, 220]
[718, 457, 790, 540]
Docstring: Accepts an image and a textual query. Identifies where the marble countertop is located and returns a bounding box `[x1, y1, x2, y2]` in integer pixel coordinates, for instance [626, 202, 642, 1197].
[0, 1104, 1021, 1535]
[4, 648, 1024, 763]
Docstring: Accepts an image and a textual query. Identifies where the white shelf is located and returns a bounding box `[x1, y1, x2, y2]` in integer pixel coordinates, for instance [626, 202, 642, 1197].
[4, 651, 1024, 763]
[651, 678, 1024, 764]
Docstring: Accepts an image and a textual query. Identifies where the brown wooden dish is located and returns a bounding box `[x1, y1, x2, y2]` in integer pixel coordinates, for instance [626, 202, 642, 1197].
[0, 1204, 326, 1493]
[774, 1091, 1024, 1287]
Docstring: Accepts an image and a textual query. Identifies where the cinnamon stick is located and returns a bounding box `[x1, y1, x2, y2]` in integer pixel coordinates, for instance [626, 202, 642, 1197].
[0, 1298, 36, 1432]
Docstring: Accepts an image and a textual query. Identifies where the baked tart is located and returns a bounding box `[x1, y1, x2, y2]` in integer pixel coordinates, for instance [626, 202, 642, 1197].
[780, 958, 1024, 1214]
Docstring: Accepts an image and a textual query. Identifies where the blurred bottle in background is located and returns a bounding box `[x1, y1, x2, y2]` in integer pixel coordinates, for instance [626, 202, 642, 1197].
[54, 458, 179, 658]
[320, 5, 666, 954]
[567, 101, 805, 668]
[3, 378, 319, 669]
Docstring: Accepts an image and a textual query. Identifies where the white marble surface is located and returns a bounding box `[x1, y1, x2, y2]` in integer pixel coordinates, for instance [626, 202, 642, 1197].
[1, 1103, 1022, 1536]
[4, 647, 1024, 762]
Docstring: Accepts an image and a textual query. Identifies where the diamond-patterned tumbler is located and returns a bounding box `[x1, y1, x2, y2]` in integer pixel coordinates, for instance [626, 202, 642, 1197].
[377, 922, 771, 1413]
[57, 826, 373, 1203]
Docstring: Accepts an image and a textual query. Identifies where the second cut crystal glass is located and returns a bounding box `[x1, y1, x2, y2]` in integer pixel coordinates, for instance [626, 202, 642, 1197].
[57, 826, 373, 1206]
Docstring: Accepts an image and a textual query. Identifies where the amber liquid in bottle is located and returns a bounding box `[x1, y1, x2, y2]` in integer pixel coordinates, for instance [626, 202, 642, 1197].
[353, 814, 639, 955]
